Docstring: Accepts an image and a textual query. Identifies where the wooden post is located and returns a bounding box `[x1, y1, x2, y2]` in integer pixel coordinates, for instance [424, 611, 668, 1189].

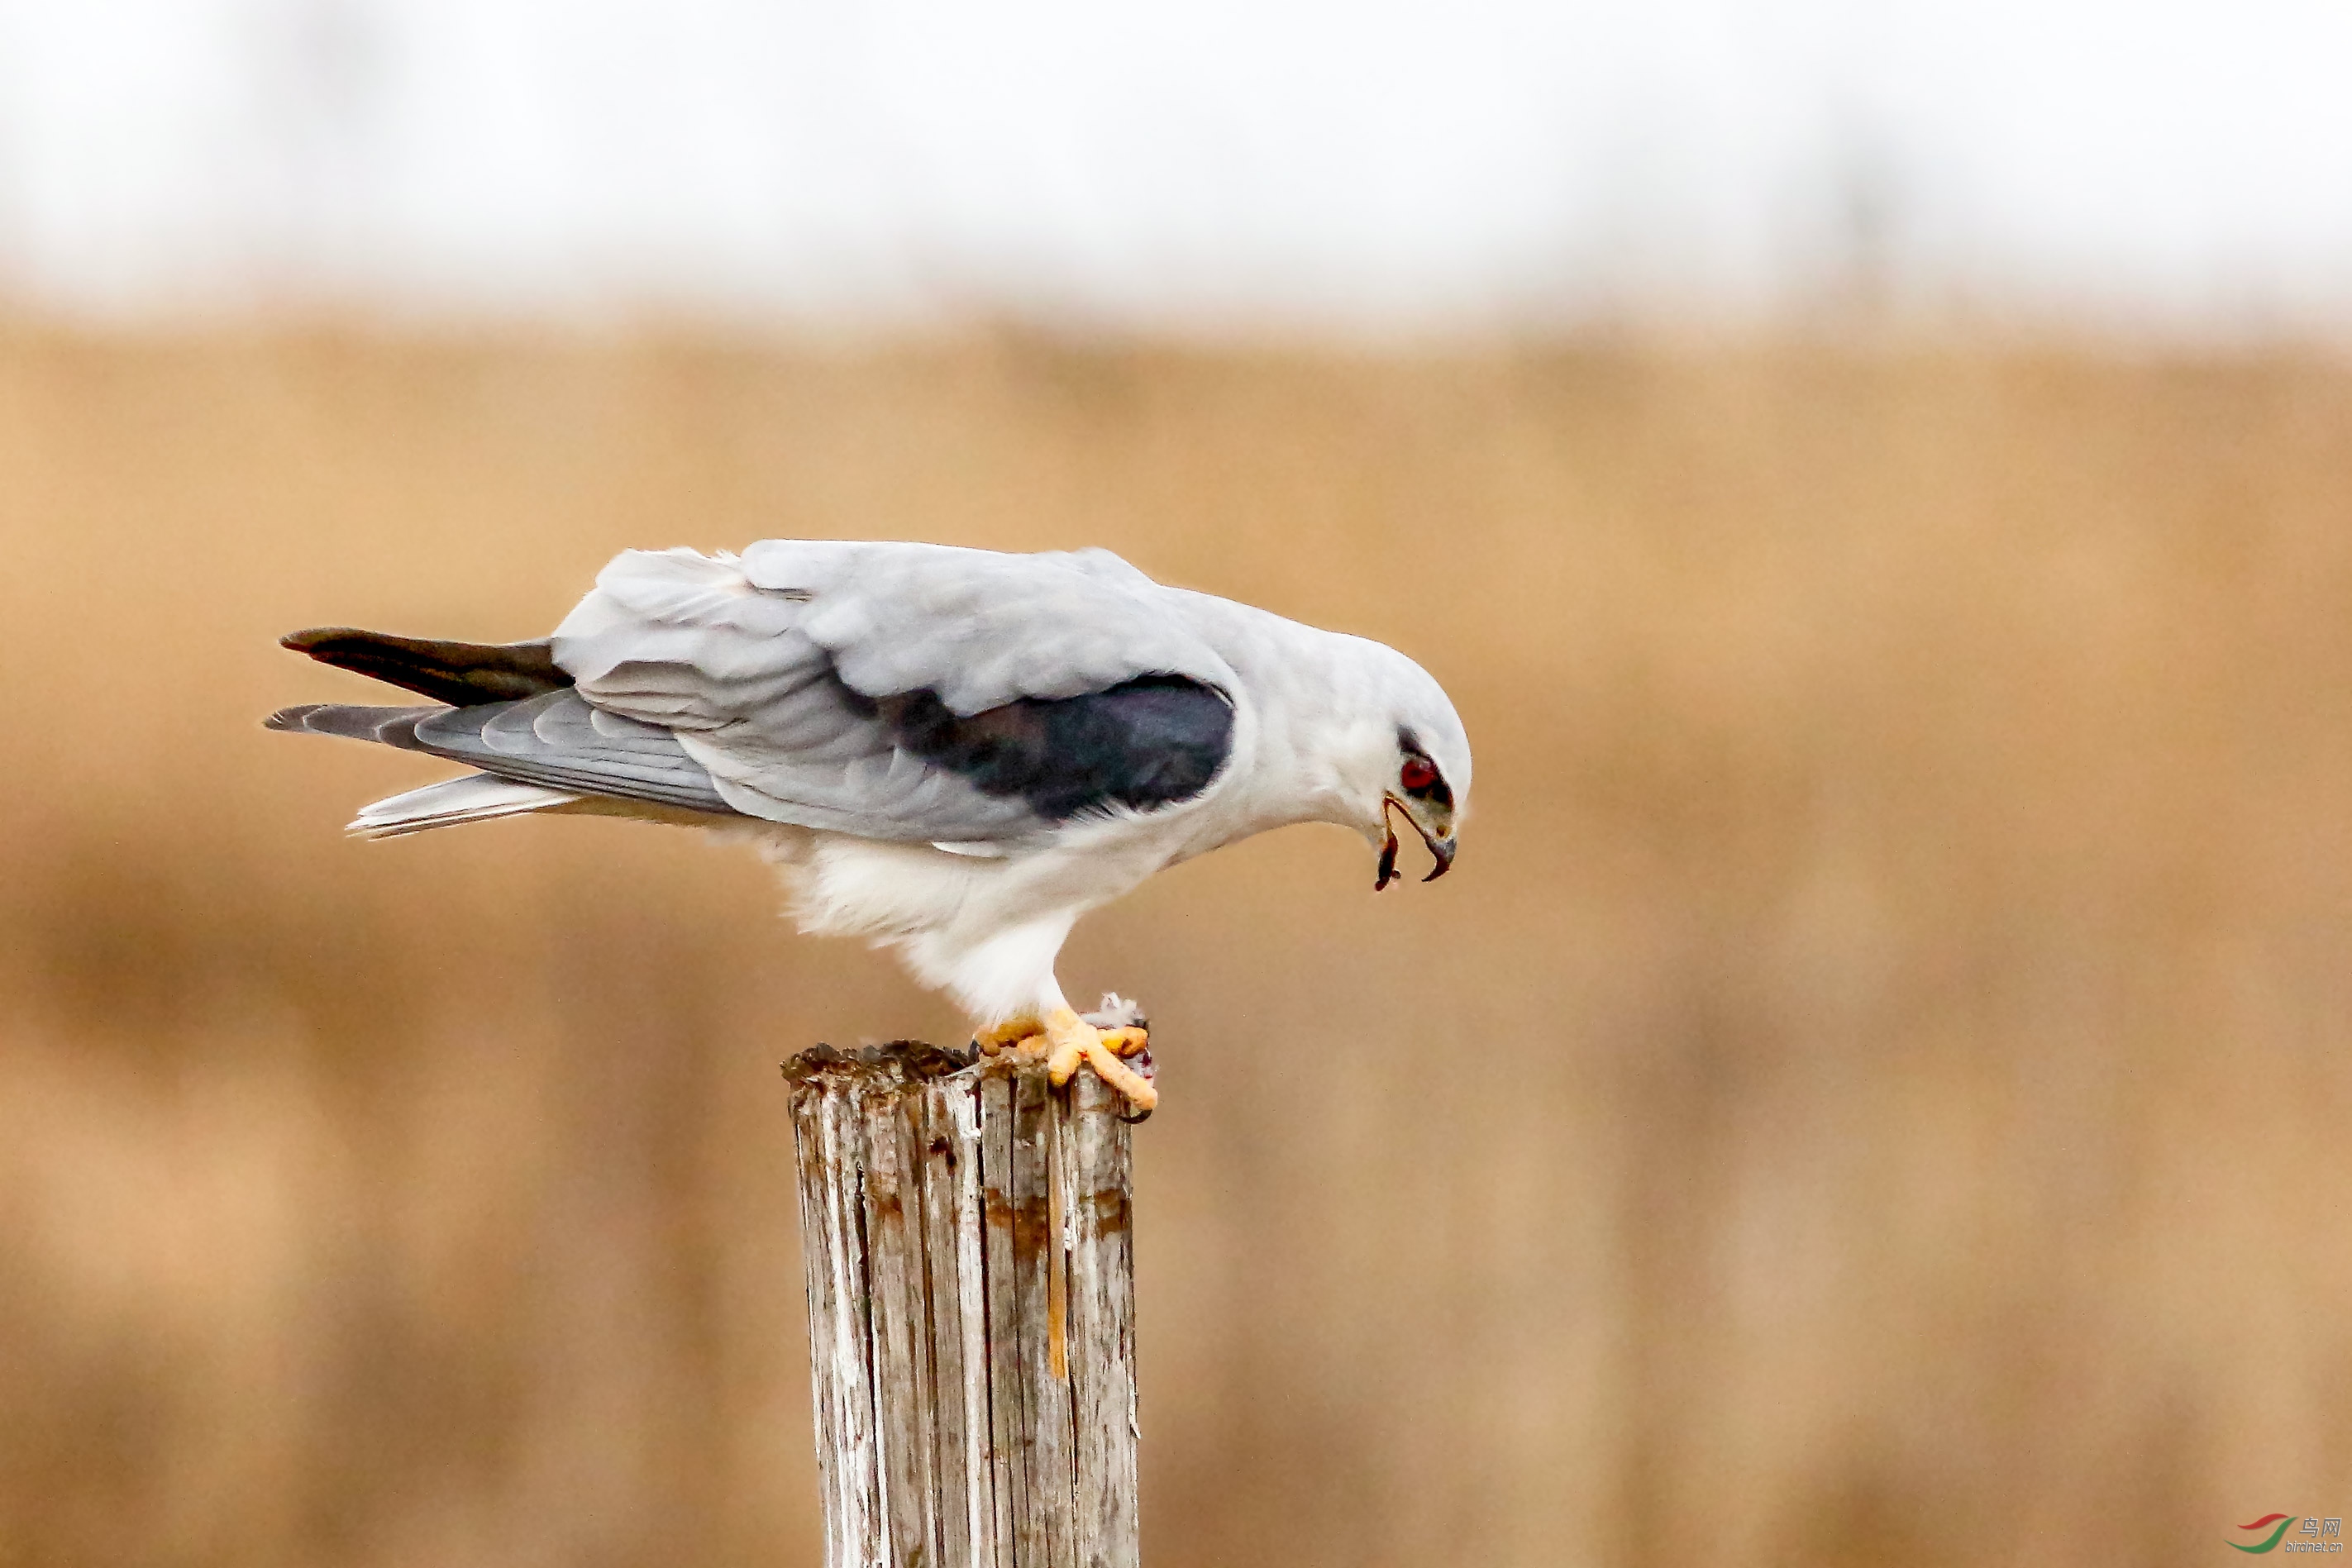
[783, 1041, 1140, 1568]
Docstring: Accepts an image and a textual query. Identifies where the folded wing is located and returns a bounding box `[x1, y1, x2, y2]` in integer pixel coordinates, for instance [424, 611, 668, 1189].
[276, 542, 1238, 848]
[546, 544, 1236, 843]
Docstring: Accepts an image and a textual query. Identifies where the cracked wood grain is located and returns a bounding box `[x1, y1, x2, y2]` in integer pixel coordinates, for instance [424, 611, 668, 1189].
[784, 1044, 1140, 1568]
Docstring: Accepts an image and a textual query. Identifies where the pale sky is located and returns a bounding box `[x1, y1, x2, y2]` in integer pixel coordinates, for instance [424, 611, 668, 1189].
[0, 0, 2345, 335]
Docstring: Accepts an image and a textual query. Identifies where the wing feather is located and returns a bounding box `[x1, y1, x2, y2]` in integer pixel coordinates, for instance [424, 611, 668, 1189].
[270, 693, 739, 817]
[741, 540, 1228, 713]
[547, 544, 1234, 843]
[276, 543, 1238, 847]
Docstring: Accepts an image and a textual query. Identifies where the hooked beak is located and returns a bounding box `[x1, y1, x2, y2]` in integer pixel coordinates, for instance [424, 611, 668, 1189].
[1376, 796, 1457, 890]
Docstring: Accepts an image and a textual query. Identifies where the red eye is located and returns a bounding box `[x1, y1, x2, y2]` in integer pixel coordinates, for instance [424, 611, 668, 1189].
[1400, 756, 1438, 791]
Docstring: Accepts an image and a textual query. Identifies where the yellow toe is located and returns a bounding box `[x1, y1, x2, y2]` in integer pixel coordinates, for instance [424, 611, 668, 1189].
[976, 1017, 1044, 1056]
[1041, 1008, 1157, 1112]
[1045, 1039, 1087, 1084]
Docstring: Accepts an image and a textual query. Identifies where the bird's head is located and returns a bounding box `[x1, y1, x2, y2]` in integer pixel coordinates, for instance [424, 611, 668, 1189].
[1375, 723, 1465, 888]
[1324, 644, 1470, 889]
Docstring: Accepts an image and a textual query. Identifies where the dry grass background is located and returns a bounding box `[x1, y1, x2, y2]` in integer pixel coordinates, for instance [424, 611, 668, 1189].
[2, 326, 2350, 1567]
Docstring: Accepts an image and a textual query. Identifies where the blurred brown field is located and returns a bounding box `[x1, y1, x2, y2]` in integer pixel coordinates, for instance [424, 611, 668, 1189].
[3, 324, 2352, 1568]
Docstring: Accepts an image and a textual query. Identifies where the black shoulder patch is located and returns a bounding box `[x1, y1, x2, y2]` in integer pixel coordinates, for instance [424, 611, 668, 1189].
[885, 674, 1233, 822]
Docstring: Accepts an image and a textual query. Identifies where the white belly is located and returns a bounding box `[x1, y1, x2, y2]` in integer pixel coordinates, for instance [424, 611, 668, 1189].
[761, 815, 1186, 1023]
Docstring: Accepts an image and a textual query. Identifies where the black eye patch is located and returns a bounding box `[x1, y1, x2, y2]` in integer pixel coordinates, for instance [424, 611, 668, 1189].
[1395, 727, 1452, 808]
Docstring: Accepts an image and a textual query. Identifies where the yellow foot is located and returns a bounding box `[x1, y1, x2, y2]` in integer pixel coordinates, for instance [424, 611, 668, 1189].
[1041, 1007, 1157, 1116]
[974, 1017, 1046, 1056]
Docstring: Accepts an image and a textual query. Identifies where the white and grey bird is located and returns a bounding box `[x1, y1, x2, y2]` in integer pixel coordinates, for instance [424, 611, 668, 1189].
[268, 541, 1470, 1113]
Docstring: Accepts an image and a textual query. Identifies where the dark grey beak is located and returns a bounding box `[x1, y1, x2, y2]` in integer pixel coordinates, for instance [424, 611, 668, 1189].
[1376, 798, 1457, 889]
[1422, 834, 1456, 882]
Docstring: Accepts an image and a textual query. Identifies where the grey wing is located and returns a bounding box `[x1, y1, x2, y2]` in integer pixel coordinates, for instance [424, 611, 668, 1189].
[267, 692, 738, 816]
[546, 544, 1233, 842]
[740, 539, 1231, 714]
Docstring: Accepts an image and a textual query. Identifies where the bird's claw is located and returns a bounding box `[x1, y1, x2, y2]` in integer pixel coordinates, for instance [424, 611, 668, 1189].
[974, 1006, 1154, 1116]
[974, 1018, 1042, 1056]
[1042, 1008, 1157, 1116]
[1081, 994, 1154, 1118]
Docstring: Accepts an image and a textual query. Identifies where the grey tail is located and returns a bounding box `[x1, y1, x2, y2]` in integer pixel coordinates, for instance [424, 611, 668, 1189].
[348, 774, 583, 838]
[263, 702, 437, 748]
[265, 690, 741, 818]
[279, 627, 571, 707]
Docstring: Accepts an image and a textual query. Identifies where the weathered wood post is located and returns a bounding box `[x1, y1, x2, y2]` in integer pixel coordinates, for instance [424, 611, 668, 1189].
[783, 1041, 1140, 1568]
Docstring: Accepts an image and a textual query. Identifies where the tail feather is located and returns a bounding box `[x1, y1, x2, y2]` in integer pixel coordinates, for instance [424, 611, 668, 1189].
[350, 773, 582, 839]
[265, 702, 437, 749]
[270, 632, 736, 836]
[280, 628, 571, 707]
